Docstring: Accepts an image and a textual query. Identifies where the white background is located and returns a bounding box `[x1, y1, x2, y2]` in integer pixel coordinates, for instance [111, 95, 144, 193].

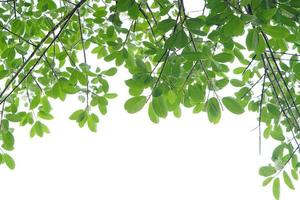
[1, 1, 300, 199]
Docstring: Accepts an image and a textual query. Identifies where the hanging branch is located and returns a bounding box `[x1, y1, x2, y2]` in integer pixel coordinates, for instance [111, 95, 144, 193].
[258, 69, 267, 155]
[179, 0, 221, 105]
[77, 9, 89, 109]
[240, 74, 265, 99]
[264, 53, 300, 134]
[262, 54, 300, 148]
[0, 0, 88, 104]
[261, 30, 300, 118]
[242, 54, 257, 74]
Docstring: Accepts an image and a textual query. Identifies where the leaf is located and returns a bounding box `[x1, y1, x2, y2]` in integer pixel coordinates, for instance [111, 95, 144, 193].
[77, 111, 88, 128]
[259, 165, 276, 177]
[222, 97, 244, 114]
[240, 0, 252, 6]
[256, 34, 266, 54]
[148, 102, 159, 123]
[267, 103, 280, 117]
[173, 107, 181, 118]
[263, 25, 289, 38]
[188, 84, 205, 103]
[37, 0, 57, 11]
[182, 52, 206, 61]
[262, 177, 273, 186]
[128, 2, 139, 19]
[230, 79, 245, 87]
[292, 63, 300, 80]
[38, 111, 54, 120]
[102, 67, 117, 76]
[30, 121, 49, 137]
[291, 0, 300, 7]
[152, 96, 168, 118]
[30, 95, 41, 110]
[104, 93, 118, 99]
[246, 29, 258, 51]
[3, 153, 15, 169]
[116, 0, 134, 12]
[213, 53, 234, 63]
[87, 114, 99, 132]
[271, 126, 285, 141]
[273, 178, 280, 200]
[69, 109, 85, 120]
[186, 17, 204, 31]
[2, 131, 14, 150]
[283, 171, 295, 190]
[272, 144, 285, 162]
[124, 96, 147, 114]
[174, 30, 189, 49]
[223, 16, 244, 36]
[207, 97, 221, 124]
[291, 169, 298, 180]
[157, 19, 176, 34]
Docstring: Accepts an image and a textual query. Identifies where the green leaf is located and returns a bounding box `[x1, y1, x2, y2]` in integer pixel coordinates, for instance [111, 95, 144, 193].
[267, 103, 280, 117]
[272, 144, 285, 162]
[263, 25, 289, 38]
[173, 107, 181, 118]
[30, 95, 41, 110]
[291, 0, 300, 7]
[246, 29, 258, 51]
[283, 171, 295, 190]
[116, 0, 134, 12]
[37, 0, 57, 11]
[256, 34, 266, 54]
[291, 169, 298, 180]
[11, 19, 25, 35]
[128, 2, 139, 19]
[222, 97, 244, 114]
[182, 52, 206, 61]
[2, 131, 14, 150]
[262, 177, 273, 186]
[213, 53, 234, 63]
[38, 111, 54, 120]
[104, 93, 118, 99]
[30, 121, 49, 137]
[259, 165, 276, 177]
[292, 63, 300, 80]
[124, 96, 147, 114]
[240, 0, 252, 6]
[77, 111, 88, 128]
[102, 67, 117, 76]
[87, 114, 99, 132]
[186, 17, 204, 31]
[148, 102, 159, 123]
[271, 126, 285, 141]
[69, 109, 85, 120]
[157, 19, 176, 34]
[174, 30, 189, 49]
[152, 96, 168, 118]
[230, 79, 245, 87]
[273, 178, 280, 200]
[223, 16, 244, 36]
[207, 97, 221, 124]
[3, 153, 15, 169]
[188, 84, 205, 103]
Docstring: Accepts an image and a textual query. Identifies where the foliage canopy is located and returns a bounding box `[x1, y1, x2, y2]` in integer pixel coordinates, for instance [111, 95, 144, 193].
[0, 0, 300, 198]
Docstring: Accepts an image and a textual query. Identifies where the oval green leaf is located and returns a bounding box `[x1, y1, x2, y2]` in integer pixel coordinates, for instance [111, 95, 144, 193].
[124, 96, 147, 114]
[222, 97, 244, 115]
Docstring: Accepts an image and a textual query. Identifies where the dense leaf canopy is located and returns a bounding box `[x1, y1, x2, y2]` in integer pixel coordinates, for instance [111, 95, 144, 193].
[0, 0, 300, 198]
